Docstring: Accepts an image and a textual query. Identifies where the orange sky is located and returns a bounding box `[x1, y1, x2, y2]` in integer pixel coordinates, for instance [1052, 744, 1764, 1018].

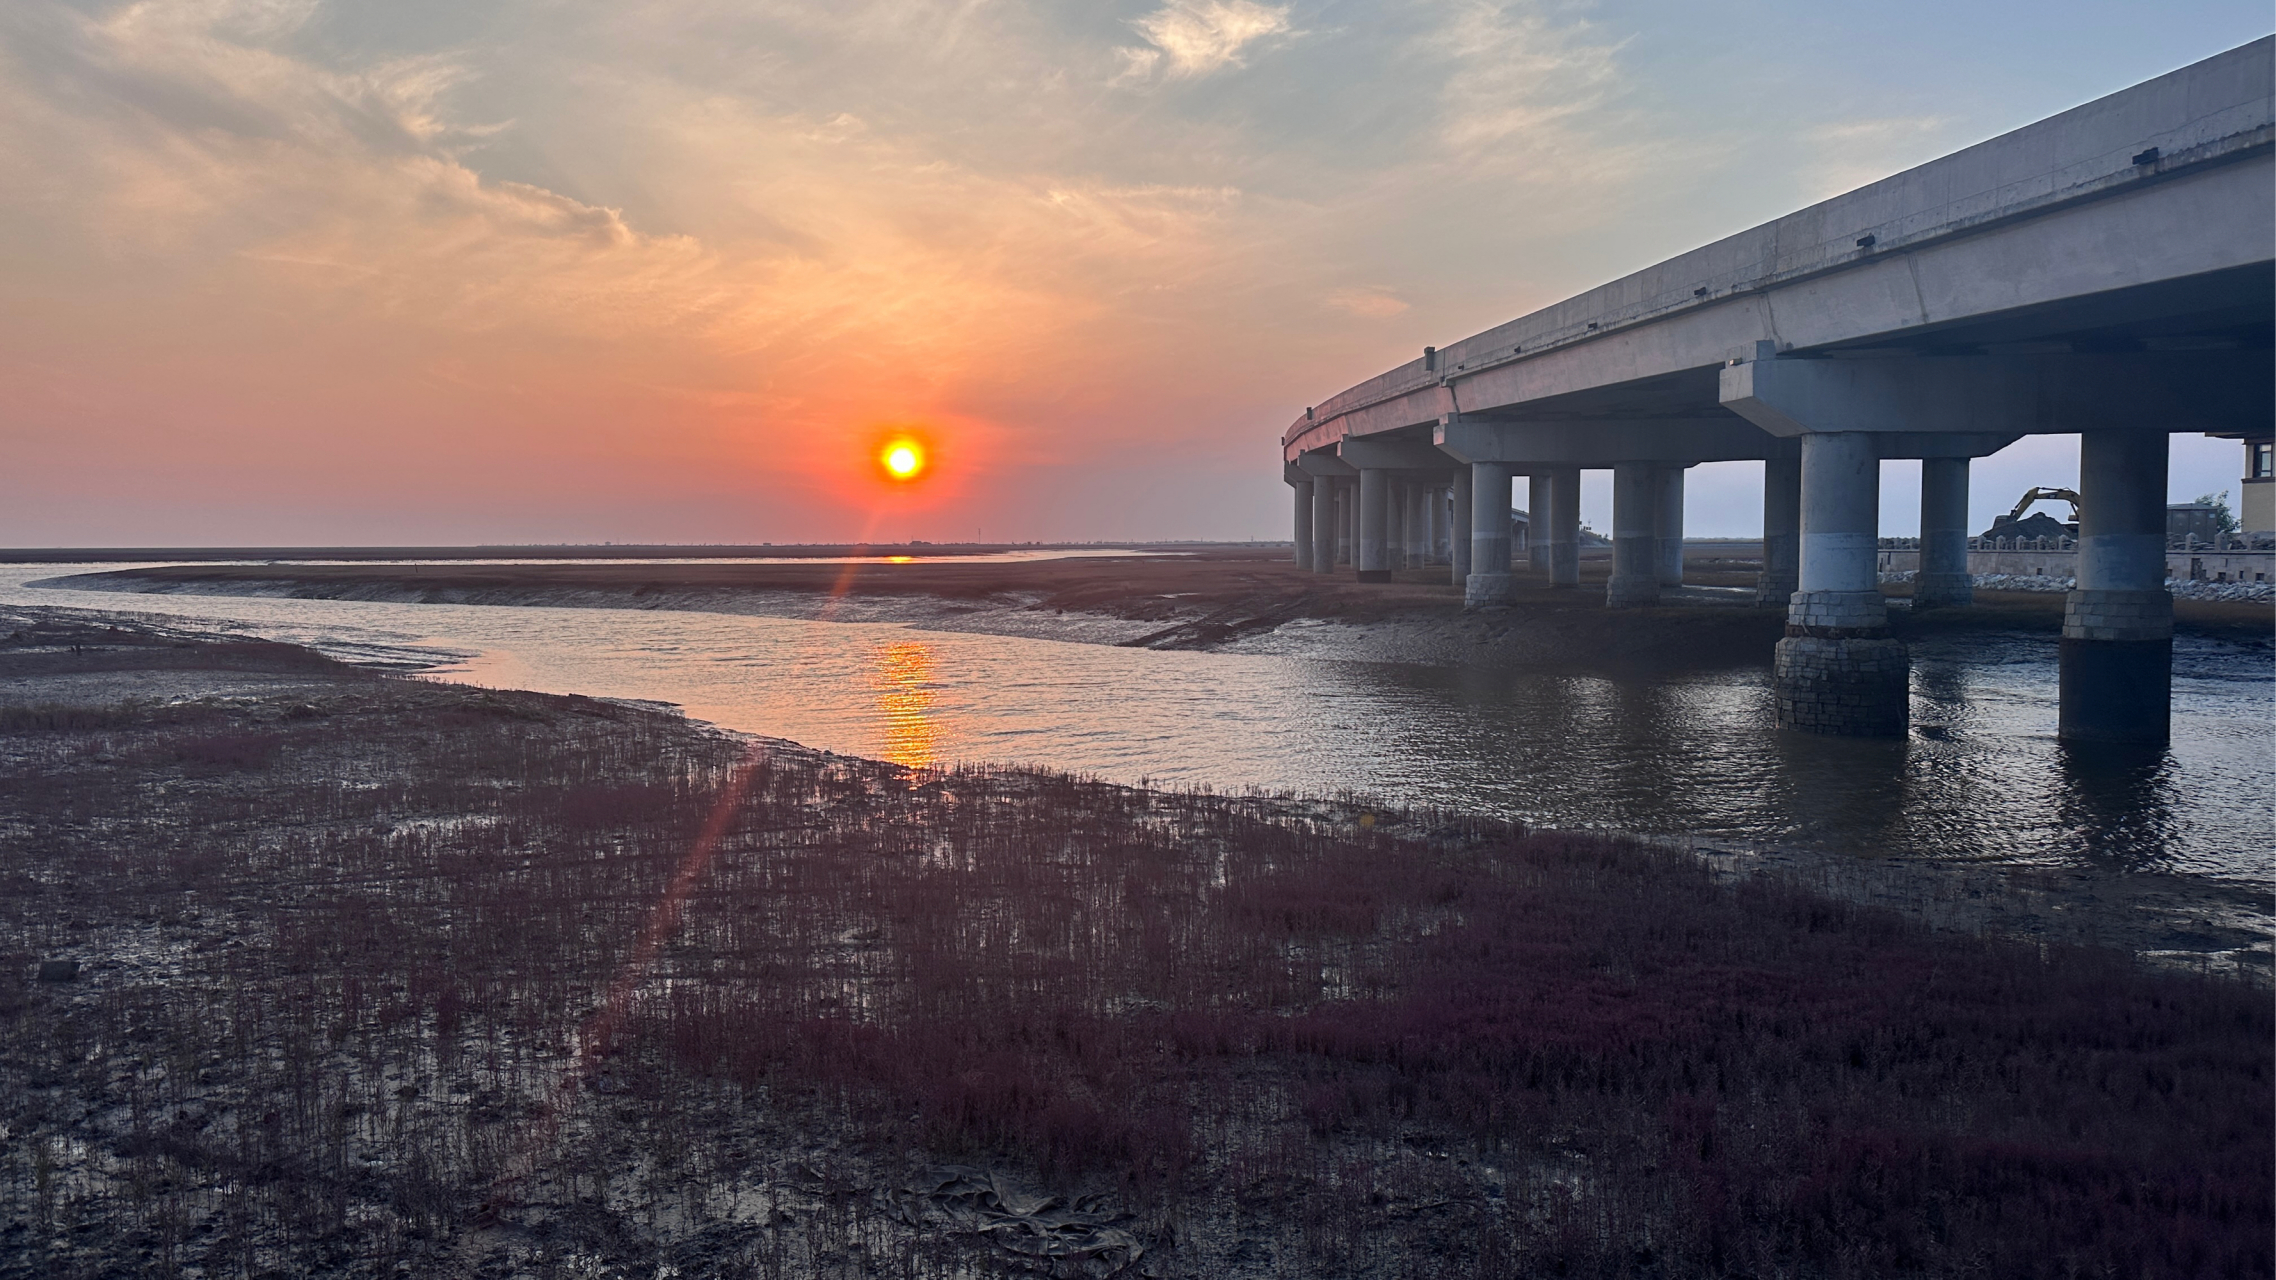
[0, 1, 2261, 545]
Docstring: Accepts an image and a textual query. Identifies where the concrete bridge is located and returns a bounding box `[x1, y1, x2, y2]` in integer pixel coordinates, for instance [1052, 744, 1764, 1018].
[1282, 38, 2273, 743]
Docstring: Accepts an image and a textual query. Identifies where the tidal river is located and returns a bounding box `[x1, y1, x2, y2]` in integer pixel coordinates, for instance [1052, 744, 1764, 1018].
[5, 562, 2268, 885]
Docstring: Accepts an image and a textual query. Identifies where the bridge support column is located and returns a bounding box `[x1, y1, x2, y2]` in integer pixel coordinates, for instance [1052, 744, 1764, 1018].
[1526, 474, 1550, 572]
[1546, 468, 1580, 588]
[1408, 482, 1425, 566]
[1758, 456, 1800, 605]
[1386, 481, 1405, 570]
[1465, 461, 1517, 608]
[1291, 479, 1314, 571]
[1310, 478, 1337, 574]
[1408, 483, 1429, 567]
[1357, 469, 1392, 582]
[1606, 463, 1662, 607]
[2061, 432, 2171, 744]
[1916, 457, 1973, 608]
[1339, 481, 1354, 564]
[1776, 432, 1907, 735]
[1450, 468, 1473, 585]
[1406, 481, 1424, 568]
[1655, 465, 1687, 587]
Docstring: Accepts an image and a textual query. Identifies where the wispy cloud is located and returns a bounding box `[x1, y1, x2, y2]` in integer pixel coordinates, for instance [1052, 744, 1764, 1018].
[1119, 0, 1292, 81]
[0, 0, 1671, 541]
[1419, 0, 1622, 160]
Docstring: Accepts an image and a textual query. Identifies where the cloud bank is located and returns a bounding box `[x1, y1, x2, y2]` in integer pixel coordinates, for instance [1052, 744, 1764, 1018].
[0, 0, 2245, 544]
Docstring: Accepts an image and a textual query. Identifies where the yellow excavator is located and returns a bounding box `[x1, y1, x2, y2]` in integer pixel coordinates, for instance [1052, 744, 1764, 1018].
[1985, 487, 2081, 537]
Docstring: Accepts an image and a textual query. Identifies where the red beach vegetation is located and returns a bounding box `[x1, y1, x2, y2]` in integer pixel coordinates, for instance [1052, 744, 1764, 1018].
[0, 614, 2266, 1277]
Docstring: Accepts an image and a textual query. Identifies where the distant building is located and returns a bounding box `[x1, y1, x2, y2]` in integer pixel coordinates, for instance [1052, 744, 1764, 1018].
[2208, 431, 2273, 531]
[2167, 503, 2228, 543]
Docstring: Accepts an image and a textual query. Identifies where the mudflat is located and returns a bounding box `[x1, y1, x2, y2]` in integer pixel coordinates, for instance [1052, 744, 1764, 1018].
[2, 608, 2269, 1278]
[48, 544, 2268, 669]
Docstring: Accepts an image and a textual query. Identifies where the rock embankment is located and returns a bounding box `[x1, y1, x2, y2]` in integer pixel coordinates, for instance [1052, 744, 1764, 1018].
[1881, 567, 2275, 602]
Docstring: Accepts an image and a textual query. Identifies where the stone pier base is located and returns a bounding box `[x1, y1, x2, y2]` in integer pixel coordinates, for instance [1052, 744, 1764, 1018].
[1774, 591, 1908, 735]
[1774, 635, 1911, 735]
[1754, 572, 1797, 607]
[1464, 572, 1517, 609]
[2061, 588, 2173, 642]
[1604, 572, 1660, 608]
[1547, 544, 1578, 587]
[2058, 589, 2173, 744]
[1913, 571, 1973, 609]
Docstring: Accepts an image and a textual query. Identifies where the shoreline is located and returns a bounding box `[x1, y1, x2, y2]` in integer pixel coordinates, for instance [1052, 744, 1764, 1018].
[6, 602, 2267, 969]
[12, 577, 2274, 935]
[31, 547, 2275, 668]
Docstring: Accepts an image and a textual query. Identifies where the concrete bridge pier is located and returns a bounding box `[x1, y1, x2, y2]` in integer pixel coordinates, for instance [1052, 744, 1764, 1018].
[1775, 432, 1908, 735]
[1290, 475, 1314, 571]
[1338, 482, 1354, 565]
[1527, 474, 1551, 573]
[1465, 461, 1517, 608]
[1606, 462, 1663, 607]
[1298, 454, 1353, 575]
[1408, 483, 1431, 567]
[1546, 468, 1581, 588]
[1450, 468, 1473, 585]
[1916, 457, 1973, 608]
[2061, 432, 2172, 744]
[1405, 480, 1425, 568]
[1393, 480, 1410, 569]
[1387, 480, 1407, 570]
[1357, 469, 1393, 582]
[1655, 465, 1687, 587]
[1758, 455, 1801, 605]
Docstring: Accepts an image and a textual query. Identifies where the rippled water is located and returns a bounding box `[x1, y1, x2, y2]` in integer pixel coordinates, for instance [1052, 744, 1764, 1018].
[5, 563, 2269, 883]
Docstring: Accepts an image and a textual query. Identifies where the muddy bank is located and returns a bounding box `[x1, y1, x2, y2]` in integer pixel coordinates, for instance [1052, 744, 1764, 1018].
[43, 547, 2271, 671]
[38, 548, 1775, 671]
[1, 607, 2268, 1278]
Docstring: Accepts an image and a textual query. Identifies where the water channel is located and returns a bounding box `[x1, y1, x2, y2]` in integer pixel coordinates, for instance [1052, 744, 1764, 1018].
[4, 562, 2268, 885]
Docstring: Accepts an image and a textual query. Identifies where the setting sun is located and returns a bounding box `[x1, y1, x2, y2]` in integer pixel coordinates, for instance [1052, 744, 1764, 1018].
[879, 439, 927, 481]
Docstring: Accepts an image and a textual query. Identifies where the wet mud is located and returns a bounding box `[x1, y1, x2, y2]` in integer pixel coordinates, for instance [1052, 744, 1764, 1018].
[46, 546, 2271, 674]
[1, 609, 2267, 1278]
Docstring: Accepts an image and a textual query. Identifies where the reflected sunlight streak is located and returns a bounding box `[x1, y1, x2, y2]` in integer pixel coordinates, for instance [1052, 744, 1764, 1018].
[870, 639, 944, 767]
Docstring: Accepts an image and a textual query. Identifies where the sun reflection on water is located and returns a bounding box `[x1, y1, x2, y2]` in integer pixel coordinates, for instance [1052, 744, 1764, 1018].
[869, 639, 943, 767]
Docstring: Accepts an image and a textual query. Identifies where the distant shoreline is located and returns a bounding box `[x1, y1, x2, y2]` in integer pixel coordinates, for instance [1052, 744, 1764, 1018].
[28, 546, 2274, 665]
[28, 547, 1804, 671]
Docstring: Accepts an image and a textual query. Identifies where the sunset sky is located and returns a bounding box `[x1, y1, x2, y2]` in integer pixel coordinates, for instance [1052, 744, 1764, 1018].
[1, 0, 2266, 546]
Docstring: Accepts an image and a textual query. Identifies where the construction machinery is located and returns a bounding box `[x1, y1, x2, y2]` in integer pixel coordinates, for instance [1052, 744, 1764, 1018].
[1985, 487, 2081, 538]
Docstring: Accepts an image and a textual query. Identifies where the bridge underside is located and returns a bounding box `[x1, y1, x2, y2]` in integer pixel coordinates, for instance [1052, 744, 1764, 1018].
[1320, 260, 2274, 457]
